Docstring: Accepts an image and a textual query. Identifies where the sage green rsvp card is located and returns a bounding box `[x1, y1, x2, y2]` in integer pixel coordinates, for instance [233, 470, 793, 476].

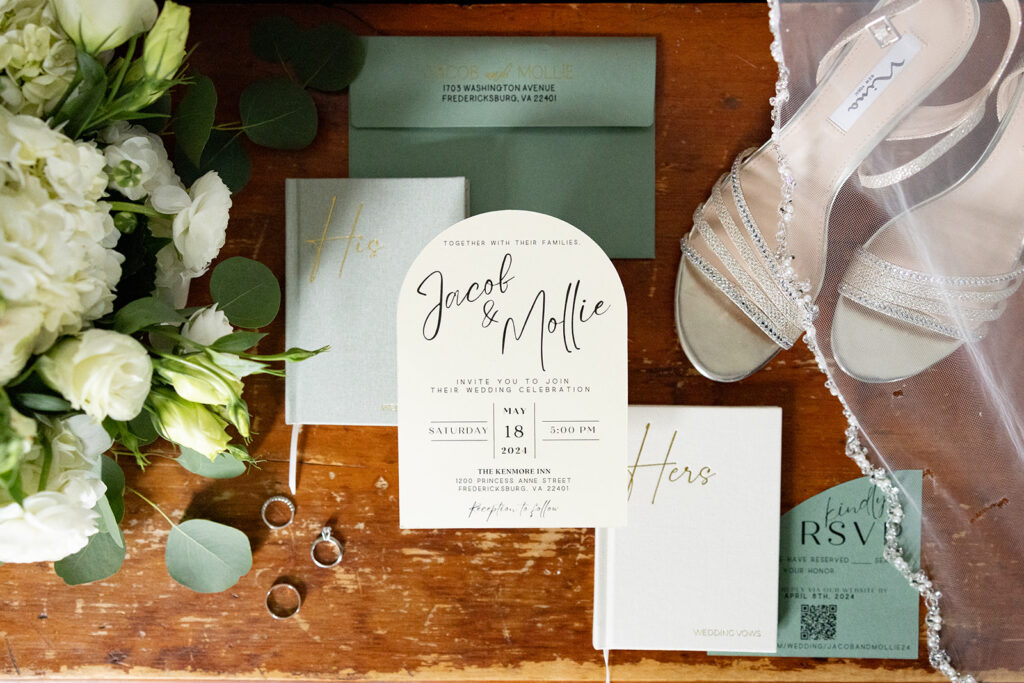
[712, 470, 922, 658]
[349, 37, 656, 259]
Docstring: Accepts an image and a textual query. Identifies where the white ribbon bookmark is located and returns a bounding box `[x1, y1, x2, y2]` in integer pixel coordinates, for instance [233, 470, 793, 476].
[603, 648, 610, 683]
[288, 423, 303, 494]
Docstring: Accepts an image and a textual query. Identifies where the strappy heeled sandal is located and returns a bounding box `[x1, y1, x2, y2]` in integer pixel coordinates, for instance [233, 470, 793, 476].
[675, 0, 1020, 382]
[831, 64, 1024, 383]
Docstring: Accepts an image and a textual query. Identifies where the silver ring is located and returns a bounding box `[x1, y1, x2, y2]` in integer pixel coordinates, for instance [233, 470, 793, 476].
[261, 495, 295, 529]
[265, 582, 301, 619]
[311, 527, 343, 568]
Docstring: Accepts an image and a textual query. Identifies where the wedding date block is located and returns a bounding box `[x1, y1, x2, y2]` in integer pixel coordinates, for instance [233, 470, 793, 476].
[397, 210, 628, 529]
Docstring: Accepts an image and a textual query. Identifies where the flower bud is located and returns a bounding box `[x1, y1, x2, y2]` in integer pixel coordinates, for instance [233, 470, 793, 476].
[141, 1, 189, 82]
[154, 354, 242, 407]
[147, 389, 230, 459]
[180, 306, 232, 347]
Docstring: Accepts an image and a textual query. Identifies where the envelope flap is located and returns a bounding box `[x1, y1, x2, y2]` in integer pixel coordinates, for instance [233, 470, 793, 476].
[350, 36, 655, 128]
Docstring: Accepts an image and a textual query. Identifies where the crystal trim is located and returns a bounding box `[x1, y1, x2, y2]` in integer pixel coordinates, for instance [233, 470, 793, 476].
[860, 103, 986, 188]
[680, 151, 806, 350]
[839, 247, 1023, 341]
[766, 1, 973, 682]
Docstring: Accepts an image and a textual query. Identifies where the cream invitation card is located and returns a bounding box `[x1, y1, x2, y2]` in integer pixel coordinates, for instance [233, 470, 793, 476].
[397, 210, 628, 528]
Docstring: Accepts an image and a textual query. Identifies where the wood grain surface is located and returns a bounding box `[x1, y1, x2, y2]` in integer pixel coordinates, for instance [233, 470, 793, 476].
[0, 3, 986, 682]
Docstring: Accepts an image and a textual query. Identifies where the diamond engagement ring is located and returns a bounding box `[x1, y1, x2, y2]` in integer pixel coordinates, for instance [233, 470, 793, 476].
[265, 582, 301, 619]
[261, 495, 295, 529]
[310, 527, 343, 568]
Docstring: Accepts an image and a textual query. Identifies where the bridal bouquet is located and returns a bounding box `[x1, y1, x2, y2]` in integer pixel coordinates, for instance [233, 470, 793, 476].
[0, 0, 319, 591]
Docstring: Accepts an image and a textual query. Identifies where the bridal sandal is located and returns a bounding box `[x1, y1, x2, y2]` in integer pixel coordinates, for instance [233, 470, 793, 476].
[831, 63, 1024, 383]
[675, 0, 1018, 382]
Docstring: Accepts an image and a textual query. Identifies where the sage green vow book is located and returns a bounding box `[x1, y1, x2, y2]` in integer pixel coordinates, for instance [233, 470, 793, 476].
[285, 178, 468, 426]
[349, 36, 656, 259]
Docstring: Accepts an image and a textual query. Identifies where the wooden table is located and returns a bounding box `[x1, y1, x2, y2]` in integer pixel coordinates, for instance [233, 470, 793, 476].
[0, 3, 970, 681]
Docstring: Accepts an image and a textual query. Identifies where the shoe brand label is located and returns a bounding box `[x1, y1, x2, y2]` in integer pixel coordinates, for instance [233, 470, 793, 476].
[829, 33, 922, 133]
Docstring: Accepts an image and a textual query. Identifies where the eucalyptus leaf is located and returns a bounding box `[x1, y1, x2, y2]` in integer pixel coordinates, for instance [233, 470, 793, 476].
[209, 257, 281, 328]
[175, 130, 251, 194]
[177, 447, 246, 479]
[94, 494, 123, 549]
[251, 15, 301, 64]
[14, 393, 72, 413]
[54, 528, 126, 586]
[99, 455, 126, 524]
[210, 331, 266, 353]
[239, 77, 317, 150]
[292, 24, 365, 92]
[174, 74, 217, 166]
[114, 297, 185, 334]
[165, 519, 252, 593]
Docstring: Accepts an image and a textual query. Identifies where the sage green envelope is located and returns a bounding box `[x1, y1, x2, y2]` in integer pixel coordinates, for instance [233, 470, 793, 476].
[349, 36, 656, 259]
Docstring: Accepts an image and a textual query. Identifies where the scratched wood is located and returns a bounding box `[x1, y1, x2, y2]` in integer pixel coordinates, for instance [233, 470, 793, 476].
[0, 3, 991, 682]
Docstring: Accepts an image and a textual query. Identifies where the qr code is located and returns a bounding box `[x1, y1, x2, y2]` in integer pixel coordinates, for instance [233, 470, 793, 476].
[800, 603, 838, 640]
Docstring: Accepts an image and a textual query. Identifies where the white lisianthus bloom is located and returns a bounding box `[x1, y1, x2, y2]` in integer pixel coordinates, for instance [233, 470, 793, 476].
[38, 329, 153, 422]
[100, 122, 182, 201]
[0, 108, 122, 352]
[180, 305, 233, 347]
[171, 172, 231, 274]
[52, 0, 158, 54]
[0, 0, 77, 117]
[0, 415, 110, 564]
[0, 305, 44, 384]
[148, 389, 231, 459]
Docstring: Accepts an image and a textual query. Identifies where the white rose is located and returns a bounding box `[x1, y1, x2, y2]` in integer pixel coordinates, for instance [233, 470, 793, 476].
[0, 305, 44, 384]
[171, 171, 231, 274]
[52, 0, 158, 53]
[100, 123, 181, 201]
[38, 329, 153, 422]
[0, 488, 102, 562]
[0, 415, 109, 564]
[180, 305, 233, 347]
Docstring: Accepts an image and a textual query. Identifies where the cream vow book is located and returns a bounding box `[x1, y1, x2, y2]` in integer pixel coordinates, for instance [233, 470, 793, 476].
[593, 405, 781, 653]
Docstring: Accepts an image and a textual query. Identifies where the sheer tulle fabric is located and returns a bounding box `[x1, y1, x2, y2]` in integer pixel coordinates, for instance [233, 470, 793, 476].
[775, 0, 1024, 675]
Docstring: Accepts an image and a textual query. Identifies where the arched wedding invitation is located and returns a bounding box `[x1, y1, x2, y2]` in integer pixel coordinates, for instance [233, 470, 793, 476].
[397, 210, 628, 528]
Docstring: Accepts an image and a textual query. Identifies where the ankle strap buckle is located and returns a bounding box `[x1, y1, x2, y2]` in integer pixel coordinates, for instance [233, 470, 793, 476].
[866, 16, 902, 48]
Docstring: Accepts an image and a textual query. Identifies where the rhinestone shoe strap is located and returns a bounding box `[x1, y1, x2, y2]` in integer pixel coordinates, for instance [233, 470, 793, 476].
[839, 247, 1024, 342]
[858, 0, 1021, 188]
[681, 153, 805, 349]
